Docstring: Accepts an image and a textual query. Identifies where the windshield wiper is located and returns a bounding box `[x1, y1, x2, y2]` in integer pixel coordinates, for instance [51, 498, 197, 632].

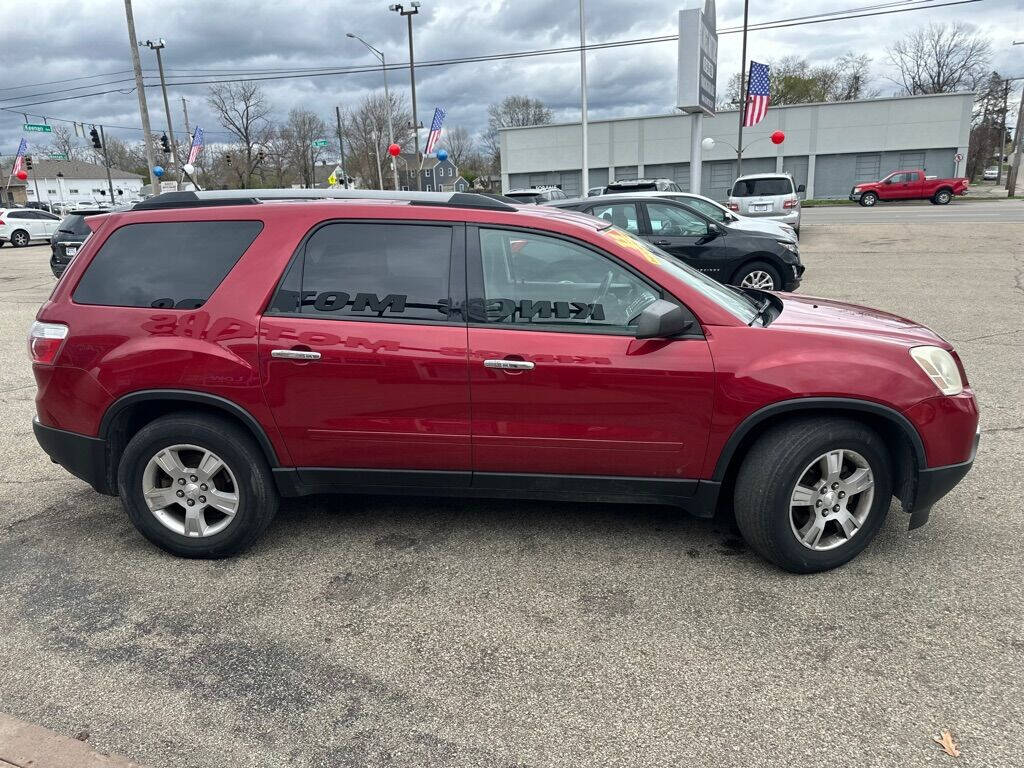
[749, 297, 772, 326]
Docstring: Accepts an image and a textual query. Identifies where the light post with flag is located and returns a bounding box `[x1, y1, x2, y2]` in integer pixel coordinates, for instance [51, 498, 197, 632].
[182, 126, 203, 188]
[424, 107, 446, 159]
[737, 60, 771, 177]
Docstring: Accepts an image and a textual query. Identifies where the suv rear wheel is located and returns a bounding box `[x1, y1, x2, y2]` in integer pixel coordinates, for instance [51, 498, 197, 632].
[932, 189, 952, 205]
[10, 229, 30, 247]
[734, 261, 781, 291]
[733, 417, 892, 573]
[117, 413, 278, 557]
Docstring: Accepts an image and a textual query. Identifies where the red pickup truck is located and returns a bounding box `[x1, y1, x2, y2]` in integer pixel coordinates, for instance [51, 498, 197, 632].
[850, 170, 969, 206]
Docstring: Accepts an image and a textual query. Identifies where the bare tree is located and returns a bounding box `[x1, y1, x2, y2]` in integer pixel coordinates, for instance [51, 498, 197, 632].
[282, 109, 328, 188]
[47, 125, 86, 161]
[207, 82, 273, 187]
[344, 92, 413, 190]
[886, 22, 992, 95]
[722, 53, 877, 108]
[444, 125, 475, 168]
[259, 127, 295, 188]
[482, 95, 552, 169]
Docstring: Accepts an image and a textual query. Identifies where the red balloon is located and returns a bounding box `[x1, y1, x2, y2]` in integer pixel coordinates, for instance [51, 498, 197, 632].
[387, 143, 401, 157]
[770, 130, 786, 145]
[15, 170, 28, 181]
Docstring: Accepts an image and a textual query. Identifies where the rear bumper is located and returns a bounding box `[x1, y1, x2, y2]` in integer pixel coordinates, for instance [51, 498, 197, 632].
[33, 418, 113, 495]
[744, 210, 801, 227]
[906, 426, 979, 529]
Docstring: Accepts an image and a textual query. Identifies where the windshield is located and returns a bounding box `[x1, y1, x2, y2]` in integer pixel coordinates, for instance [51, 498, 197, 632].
[505, 192, 542, 203]
[732, 178, 794, 197]
[598, 226, 759, 323]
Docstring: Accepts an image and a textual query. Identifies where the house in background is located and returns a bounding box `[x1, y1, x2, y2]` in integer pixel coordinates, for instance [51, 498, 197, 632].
[420, 156, 469, 192]
[22, 159, 144, 207]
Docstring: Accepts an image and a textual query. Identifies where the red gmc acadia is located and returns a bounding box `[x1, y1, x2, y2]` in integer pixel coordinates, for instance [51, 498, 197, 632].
[30, 190, 979, 572]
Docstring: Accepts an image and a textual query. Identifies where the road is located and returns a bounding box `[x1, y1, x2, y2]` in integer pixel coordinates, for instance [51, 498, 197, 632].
[0, 202, 1022, 767]
[802, 199, 1024, 224]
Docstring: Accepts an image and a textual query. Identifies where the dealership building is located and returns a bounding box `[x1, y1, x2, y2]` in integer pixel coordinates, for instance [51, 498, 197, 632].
[499, 91, 973, 200]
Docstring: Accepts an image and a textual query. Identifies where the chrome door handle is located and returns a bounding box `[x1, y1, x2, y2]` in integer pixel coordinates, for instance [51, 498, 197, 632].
[271, 349, 321, 361]
[483, 359, 534, 371]
[652, 239, 671, 246]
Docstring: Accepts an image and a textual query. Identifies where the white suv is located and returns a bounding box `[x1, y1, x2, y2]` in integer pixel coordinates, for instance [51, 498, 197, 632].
[0, 207, 62, 247]
[727, 173, 803, 233]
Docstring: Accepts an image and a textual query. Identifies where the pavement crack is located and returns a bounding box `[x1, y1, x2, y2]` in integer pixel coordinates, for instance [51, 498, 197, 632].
[981, 424, 1024, 435]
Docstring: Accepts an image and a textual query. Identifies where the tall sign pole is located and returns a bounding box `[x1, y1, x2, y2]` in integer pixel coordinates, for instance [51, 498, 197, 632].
[676, 0, 718, 196]
[123, 0, 157, 189]
[335, 106, 348, 189]
[1008, 81, 1024, 197]
[736, 0, 750, 178]
[579, 0, 589, 196]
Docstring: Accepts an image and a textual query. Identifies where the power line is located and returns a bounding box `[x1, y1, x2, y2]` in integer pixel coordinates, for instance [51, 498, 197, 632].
[0, 0, 985, 116]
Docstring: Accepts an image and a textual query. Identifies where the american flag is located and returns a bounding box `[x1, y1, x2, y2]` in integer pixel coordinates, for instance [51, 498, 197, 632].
[187, 126, 204, 165]
[11, 138, 27, 175]
[743, 61, 771, 128]
[424, 107, 446, 155]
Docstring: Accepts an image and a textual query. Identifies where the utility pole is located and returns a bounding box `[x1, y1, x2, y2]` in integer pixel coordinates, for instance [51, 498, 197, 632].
[736, 0, 750, 178]
[1008, 81, 1024, 197]
[98, 125, 115, 201]
[998, 80, 1009, 184]
[390, 3, 422, 189]
[335, 105, 348, 189]
[143, 39, 179, 189]
[123, 0, 157, 190]
[579, 0, 589, 196]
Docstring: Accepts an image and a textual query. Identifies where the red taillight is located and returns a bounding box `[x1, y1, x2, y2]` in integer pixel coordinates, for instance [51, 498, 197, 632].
[0, 218, 5, 226]
[727, 202, 739, 211]
[783, 198, 798, 209]
[28, 321, 68, 365]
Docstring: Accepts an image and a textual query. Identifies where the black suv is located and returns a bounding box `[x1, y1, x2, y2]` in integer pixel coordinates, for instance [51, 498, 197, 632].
[546, 195, 804, 291]
[50, 209, 113, 277]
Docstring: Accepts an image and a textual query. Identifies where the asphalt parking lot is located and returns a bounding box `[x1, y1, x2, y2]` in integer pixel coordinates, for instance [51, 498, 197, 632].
[0, 201, 1021, 767]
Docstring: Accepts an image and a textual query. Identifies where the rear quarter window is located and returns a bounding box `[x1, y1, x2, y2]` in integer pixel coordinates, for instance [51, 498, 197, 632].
[72, 220, 263, 309]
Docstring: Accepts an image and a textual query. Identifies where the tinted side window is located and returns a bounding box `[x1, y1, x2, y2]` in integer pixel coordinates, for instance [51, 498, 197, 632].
[587, 203, 640, 234]
[645, 203, 709, 237]
[478, 228, 658, 331]
[271, 222, 453, 323]
[73, 221, 262, 309]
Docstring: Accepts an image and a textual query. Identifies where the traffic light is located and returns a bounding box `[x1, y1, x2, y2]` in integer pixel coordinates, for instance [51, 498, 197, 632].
[224, 152, 232, 165]
[89, 127, 101, 149]
[24, 155, 32, 170]
[160, 134, 170, 154]
[256, 150, 265, 164]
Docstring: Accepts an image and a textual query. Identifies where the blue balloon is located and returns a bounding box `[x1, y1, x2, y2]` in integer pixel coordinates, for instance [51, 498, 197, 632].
[153, 165, 165, 178]
[436, 149, 448, 162]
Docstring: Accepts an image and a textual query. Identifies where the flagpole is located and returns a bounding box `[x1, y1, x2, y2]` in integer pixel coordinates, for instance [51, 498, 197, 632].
[736, 0, 750, 178]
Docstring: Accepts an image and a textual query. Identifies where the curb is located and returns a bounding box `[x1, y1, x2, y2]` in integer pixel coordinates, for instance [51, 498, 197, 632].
[0, 714, 145, 768]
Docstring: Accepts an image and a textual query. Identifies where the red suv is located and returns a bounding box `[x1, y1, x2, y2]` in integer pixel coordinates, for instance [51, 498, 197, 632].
[30, 190, 979, 572]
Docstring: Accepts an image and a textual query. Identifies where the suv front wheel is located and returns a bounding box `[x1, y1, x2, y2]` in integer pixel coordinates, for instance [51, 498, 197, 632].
[733, 417, 892, 573]
[117, 413, 279, 557]
[735, 261, 781, 291]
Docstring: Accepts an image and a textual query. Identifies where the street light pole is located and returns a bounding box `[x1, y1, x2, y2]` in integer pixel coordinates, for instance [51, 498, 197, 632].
[390, 2, 421, 190]
[348, 33, 400, 190]
[122, 0, 157, 190]
[579, 0, 589, 196]
[142, 39, 179, 189]
[736, 0, 750, 178]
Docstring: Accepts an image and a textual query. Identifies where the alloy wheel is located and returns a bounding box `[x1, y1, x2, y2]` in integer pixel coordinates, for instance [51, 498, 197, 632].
[12, 232, 28, 246]
[789, 448, 875, 551]
[142, 443, 240, 538]
[740, 270, 776, 290]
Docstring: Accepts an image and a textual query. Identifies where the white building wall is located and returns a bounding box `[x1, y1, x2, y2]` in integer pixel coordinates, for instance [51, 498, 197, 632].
[26, 177, 144, 207]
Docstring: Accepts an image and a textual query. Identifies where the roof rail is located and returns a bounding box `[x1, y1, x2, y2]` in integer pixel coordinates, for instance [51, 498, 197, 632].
[132, 188, 519, 212]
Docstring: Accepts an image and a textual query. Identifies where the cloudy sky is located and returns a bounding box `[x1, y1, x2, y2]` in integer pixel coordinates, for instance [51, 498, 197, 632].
[0, 0, 1020, 158]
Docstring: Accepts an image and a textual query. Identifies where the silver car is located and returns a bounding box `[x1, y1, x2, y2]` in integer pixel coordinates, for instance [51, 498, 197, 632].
[728, 173, 803, 233]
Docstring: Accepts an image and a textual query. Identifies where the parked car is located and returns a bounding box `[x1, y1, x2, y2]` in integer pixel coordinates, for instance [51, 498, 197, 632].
[0, 207, 62, 247]
[31, 188, 977, 572]
[849, 169, 969, 206]
[983, 167, 999, 181]
[727, 174, 804, 233]
[605, 178, 683, 193]
[546, 194, 803, 291]
[24, 201, 54, 213]
[503, 187, 569, 204]
[587, 186, 605, 197]
[50, 209, 110, 277]
[602, 190, 798, 242]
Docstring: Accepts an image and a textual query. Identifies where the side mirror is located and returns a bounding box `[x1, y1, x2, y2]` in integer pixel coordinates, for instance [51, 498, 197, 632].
[636, 300, 694, 340]
[797, 184, 805, 193]
[707, 222, 722, 237]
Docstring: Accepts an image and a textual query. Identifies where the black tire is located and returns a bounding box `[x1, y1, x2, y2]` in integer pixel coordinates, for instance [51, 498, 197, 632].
[859, 192, 878, 207]
[933, 189, 952, 205]
[117, 412, 279, 558]
[733, 260, 782, 291]
[733, 417, 892, 573]
[10, 229, 30, 247]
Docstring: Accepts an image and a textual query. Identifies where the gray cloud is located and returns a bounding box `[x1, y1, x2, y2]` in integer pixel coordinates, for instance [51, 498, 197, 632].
[0, 0, 1018, 160]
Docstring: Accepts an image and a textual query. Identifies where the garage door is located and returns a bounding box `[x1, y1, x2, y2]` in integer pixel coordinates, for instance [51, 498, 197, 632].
[855, 154, 881, 181]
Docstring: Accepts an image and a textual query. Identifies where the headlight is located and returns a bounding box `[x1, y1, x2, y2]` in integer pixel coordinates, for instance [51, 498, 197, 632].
[777, 241, 799, 255]
[910, 346, 963, 395]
